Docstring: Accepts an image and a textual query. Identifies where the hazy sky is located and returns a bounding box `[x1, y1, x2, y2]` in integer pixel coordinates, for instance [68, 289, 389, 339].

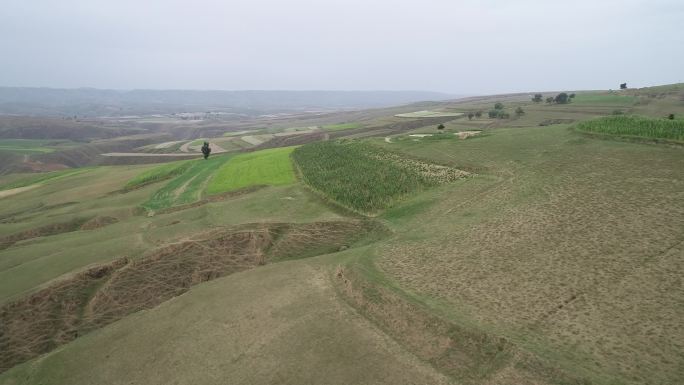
[1, 0, 682, 94]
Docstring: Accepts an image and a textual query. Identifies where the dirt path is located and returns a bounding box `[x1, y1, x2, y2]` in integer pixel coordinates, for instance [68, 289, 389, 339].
[154, 141, 185, 149]
[179, 140, 195, 153]
[210, 142, 227, 154]
[0, 185, 40, 199]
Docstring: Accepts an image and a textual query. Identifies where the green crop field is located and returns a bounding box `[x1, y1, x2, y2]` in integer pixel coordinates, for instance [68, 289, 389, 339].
[576, 115, 684, 141]
[292, 141, 468, 213]
[124, 160, 192, 190]
[142, 155, 233, 210]
[0, 139, 77, 154]
[321, 123, 362, 131]
[206, 146, 296, 194]
[572, 93, 637, 105]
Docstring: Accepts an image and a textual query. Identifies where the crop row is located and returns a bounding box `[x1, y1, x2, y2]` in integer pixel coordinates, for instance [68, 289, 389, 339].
[292, 141, 464, 214]
[576, 115, 684, 141]
[124, 160, 192, 190]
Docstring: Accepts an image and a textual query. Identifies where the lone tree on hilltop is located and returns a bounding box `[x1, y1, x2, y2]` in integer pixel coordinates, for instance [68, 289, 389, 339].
[555, 92, 570, 104]
[494, 102, 504, 110]
[515, 106, 525, 116]
[467, 112, 474, 120]
[437, 123, 445, 131]
[620, 83, 628, 90]
[532, 94, 543, 103]
[201, 141, 211, 159]
[475, 111, 483, 118]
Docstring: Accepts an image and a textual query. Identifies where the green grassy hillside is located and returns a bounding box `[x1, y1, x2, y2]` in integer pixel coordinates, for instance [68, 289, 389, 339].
[1, 84, 683, 385]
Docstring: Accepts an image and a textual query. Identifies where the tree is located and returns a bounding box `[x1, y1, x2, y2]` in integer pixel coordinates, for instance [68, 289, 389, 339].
[494, 102, 504, 110]
[475, 111, 483, 118]
[532, 94, 543, 103]
[668, 114, 675, 120]
[620, 83, 627, 90]
[467, 112, 474, 120]
[488, 110, 499, 118]
[201, 142, 211, 160]
[555, 92, 570, 104]
[515, 106, 525, 116]
[569, 93, 576, 99]
[437, 123, 445, 131]
[546, 96, 555, 104]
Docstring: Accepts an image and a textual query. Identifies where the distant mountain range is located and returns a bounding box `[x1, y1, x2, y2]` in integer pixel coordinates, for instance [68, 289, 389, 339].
[0, 87, 460, 117]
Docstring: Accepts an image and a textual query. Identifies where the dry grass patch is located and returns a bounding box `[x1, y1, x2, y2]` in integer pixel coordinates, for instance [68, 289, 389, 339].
[0, 220, 385, 374]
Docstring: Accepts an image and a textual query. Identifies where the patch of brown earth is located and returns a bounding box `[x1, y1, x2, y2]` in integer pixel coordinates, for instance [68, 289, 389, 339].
[368, 151, 471, 184]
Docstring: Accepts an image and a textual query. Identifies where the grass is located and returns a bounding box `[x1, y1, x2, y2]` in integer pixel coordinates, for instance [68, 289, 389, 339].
[572, 93, 637, 105]
[206, 147, 296, 194]
[0, 168, 92, 191]
[0, 253, 447, 385]
[0, 139, 77, 154]
[371, 124, 684, 384]
[292, 141, 466, 213]
[189, 139, 206, 146]
[141, 155, 232, 211]
[124, 160, 192, 190]
[576, 115, 684, 142]
[1, 85, 684, 385]
[321, 123, 362, 131]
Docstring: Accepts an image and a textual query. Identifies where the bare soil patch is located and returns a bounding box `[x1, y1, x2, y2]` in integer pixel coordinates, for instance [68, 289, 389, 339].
[455, 131, 481, 139]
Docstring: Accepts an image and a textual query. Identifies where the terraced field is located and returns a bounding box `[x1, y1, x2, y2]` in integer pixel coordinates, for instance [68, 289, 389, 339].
[1, 84, 683, 385]
[207, 147, 296, 194]
[141, 155, 232, 211]
[0, 139, 78, 154]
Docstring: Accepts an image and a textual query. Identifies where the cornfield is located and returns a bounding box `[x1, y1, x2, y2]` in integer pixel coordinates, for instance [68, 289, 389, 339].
[576, 115, 684, 142]
[292, 141, 467, 214]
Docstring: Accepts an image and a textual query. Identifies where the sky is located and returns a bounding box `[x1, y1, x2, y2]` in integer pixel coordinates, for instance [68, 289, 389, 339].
[1, 0, 682, 94]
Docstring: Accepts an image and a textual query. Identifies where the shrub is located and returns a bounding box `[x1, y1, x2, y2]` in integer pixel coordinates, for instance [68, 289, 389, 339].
[555, 93, 570, 104]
